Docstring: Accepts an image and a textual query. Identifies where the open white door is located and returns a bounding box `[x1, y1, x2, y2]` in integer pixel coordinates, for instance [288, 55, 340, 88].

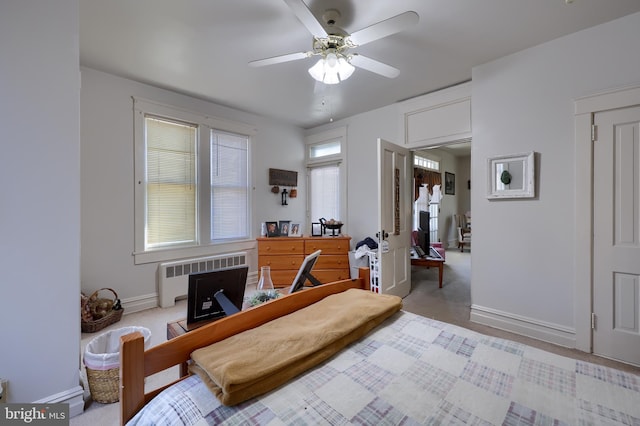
[376, 138, 411, 297]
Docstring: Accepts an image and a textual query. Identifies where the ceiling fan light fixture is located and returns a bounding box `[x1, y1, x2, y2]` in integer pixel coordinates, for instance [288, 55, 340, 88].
[325, 52, 338, 68]
[308, 58, 326, 81]
[337, 57, 355, 80]
[308, 53, 354, 84]
[324, 69, 340, 85]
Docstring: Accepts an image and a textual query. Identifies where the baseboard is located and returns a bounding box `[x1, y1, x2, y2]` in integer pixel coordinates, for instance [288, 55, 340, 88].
[34, 385, 85, 418]
[122, 293, 158, 314]
[122, 272, 259, 314]
[470, 304, 576, 348]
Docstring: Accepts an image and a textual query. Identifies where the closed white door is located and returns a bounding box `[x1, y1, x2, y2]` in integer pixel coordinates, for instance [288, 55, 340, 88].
[593, 105, 640, 365]
[377, 138, 411, 298]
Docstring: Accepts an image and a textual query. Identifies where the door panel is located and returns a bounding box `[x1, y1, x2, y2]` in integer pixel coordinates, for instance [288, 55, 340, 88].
[377, 139, 411, 297]
[593, 106, 640, 365]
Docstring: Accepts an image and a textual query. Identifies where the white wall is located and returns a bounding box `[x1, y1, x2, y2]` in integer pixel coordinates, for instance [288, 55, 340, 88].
[0, 0, 83, 411]
[470, 11, 640, 344]
[80, 68, 306, 309]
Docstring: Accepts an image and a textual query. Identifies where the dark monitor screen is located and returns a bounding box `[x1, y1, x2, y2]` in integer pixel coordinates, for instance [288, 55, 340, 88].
[417, 229, 430, 254]
[419, 210, 430, 231]
[186, 266, 248, 325]
[288, 250, 322, 294]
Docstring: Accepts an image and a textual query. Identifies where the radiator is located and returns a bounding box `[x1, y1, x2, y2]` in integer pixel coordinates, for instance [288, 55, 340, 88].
[157, 252, 247, 308]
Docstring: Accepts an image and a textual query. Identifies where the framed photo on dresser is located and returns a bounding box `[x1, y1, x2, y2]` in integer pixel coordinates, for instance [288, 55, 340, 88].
[266, 221, 279, 237]
[279, 221, 290, 236]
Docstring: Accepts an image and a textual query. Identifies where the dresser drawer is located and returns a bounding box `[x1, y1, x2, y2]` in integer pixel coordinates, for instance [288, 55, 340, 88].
[314, 254, 349, 269]
[258, 255, 304, 270]
[269, 270, 298, 287]
[310, 269, 351, 284]
[305, 238, 350, 255]
[258, 239, 304, 255]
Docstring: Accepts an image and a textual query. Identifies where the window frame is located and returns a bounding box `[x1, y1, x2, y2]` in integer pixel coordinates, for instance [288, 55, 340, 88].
[133, 97, 256, 264]
[305, 126, 347, 234]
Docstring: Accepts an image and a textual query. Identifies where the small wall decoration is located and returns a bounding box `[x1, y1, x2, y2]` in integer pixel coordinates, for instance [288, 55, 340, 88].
[269, 168, 298, 206]
[289, 223, 301, 237]
[445, 172, 455, 195]
[279, 221, 290, 236]
[266, 221, 279, 237]
[269, 168, 298, 186]
[487, 151, 535, 199]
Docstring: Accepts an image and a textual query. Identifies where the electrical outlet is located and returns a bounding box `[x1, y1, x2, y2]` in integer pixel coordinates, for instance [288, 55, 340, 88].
[0, 379, 8, 403]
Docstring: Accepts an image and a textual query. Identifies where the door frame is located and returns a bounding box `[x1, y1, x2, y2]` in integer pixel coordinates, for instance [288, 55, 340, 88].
[574, 84, 640, 352]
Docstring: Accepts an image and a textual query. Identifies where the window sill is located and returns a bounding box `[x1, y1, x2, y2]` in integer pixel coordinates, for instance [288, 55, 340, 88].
[133, 239, 257, 265]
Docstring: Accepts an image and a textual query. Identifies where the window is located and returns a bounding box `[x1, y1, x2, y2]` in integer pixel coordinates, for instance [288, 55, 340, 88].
[210, 130, 249, 241]
[306, 127, 347, 228]
[413, 154, 439, 242]
[134, 98, 254, 264]
[309, 164, 340, 220]
[145, 117, 197, 249]
[414, 154, 439, 171]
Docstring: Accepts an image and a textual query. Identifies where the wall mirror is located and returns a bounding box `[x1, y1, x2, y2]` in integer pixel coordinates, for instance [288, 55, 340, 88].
[487, 151, 535, 199]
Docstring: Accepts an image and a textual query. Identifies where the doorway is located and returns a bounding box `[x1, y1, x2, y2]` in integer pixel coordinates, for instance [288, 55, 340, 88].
[410, 139, 472, 323]
[411, 141, 471, 250]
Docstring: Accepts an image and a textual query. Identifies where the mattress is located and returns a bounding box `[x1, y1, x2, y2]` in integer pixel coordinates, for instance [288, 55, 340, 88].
[128, 310, 640, 425]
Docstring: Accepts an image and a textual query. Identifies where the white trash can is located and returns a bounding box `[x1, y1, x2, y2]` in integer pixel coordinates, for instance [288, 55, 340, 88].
[83, 326, 151, 403]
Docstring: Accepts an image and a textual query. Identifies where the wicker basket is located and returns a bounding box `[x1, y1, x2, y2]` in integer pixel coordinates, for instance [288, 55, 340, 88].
[81, 288, 123, 333]
[83, 326, 151, 404]
[85, 367, 120, 403]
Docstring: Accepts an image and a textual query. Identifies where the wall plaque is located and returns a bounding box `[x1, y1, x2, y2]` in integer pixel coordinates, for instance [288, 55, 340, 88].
[269, 168, 298, 187]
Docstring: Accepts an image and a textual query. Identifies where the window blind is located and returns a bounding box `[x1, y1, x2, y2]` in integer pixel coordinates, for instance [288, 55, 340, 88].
[309, 163, 340, 221]
[145, 116, 197, 248]
[210, 130, 249, 240]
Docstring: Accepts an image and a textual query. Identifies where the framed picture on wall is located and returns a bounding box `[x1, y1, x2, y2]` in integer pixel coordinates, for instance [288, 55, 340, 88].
[445, 172, 455, 195]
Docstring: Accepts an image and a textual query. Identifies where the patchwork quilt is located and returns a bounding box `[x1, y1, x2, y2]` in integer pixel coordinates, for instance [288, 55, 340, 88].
[128, 311, 640, 425]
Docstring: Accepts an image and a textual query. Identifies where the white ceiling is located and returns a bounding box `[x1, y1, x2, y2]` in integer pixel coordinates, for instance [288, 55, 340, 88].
[80, 0, 640, 129]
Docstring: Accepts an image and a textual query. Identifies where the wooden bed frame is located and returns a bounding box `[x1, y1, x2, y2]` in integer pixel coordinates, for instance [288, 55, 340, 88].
[119, 267, 371, 425]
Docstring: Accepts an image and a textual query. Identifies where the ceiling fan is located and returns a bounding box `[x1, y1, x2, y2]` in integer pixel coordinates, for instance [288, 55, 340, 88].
[249, 0, 419, 84]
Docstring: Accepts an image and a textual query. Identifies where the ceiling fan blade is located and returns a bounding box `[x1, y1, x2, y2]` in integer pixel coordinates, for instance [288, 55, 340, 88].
[347, 11, 419, 46]
[249, 51, 309, 67]
[283, 0, 328, 38]
[350, 54, 400, 78]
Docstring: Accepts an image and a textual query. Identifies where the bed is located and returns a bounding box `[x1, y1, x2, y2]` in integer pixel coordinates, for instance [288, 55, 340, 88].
[119, 268, 640, 425]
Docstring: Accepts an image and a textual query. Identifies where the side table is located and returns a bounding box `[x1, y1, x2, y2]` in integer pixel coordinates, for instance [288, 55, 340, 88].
[410, 247, 445, 288]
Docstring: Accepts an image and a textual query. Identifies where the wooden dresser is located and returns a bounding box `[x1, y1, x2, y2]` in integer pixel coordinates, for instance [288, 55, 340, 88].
[257, 236, 351, 288]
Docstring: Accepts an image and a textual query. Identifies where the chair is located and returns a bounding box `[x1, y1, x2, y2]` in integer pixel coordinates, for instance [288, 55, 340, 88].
[454, 214, 471, 252]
